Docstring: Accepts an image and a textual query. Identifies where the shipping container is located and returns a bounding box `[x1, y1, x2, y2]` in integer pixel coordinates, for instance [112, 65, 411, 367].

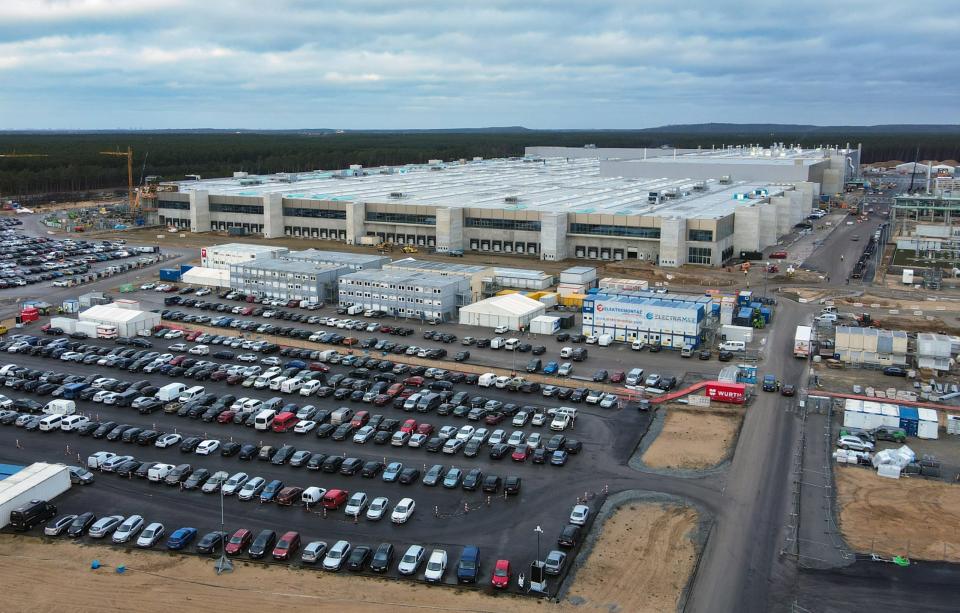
[704, 381, 746, 404]
[898, 406, 919, 436]
[917, 408, 939, 440]
[158, 268, 181, 282]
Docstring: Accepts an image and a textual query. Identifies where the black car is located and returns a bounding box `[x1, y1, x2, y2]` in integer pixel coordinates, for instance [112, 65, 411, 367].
[340, 457, 363, 475]
[489, 444, 511, 459]
[370, 543, 394, 573]
[134, 462, 156, 479]
[424, 437, 444, 452]
[504, 476, 521, 495]
[373, 430, 392, 445]
[481, 474, 501, 493]
[270, 445, 297, 465]
[320, 455, 344, 473]
[179, 436, 202, 453]
[398, 467, 420, 484]
[66, 512, 96, 537]
[564, 439, 583, 454]
[361, 461, 384, 478]
[183, 468, 211, 490]
[248, 529, 277, 559]
[314, 423, 336, 438]
[462, 468, 483, 491]
[237, 443, 260, 460]
[558, 524, 581, 548]
[196, 531, 227, 554]
[220, 441, 242, 457]
[347, 545, 372, 571]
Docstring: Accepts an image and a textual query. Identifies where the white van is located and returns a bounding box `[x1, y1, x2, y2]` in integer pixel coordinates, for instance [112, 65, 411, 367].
[39, 413, 65, 432]
[630, 340, 647, 351]
[178, 385, 206, 402]
[494, 375, 511, 389]
[346, 304, 363, 315]
[597, 334, 613, 347]
[254, 409, 277, 431]
[504, 338, 520, 351]
[44, 399, 76, 415]
[814, 312, 838, 324]
[718, 340, 746, 352]
[60, 414, 89, 432]
[330, 407, 353, 426]
[300, 380, 323, 396]
[156, 382, 187, 402]
[280, 378, 303, 394]
[477, 373, 497, 388]
[302, 486, 325, 506]
[560, 346, 573, 358]
[626, 368, 645, 386]
[269, 376, 288, 391]
[489, 337, 505, 350]
[147, 463, 174, 482]
[403, 393, 422, 411]
[317, 350, 339, 362]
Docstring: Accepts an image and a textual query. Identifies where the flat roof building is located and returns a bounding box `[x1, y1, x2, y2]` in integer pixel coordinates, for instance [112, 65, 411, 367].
[337, 269, 468, 321]
[157, 145, 855, 268]
[201, 243, 289, 270]
[229, 258, 349, 303]
[280, 249, 389, 270]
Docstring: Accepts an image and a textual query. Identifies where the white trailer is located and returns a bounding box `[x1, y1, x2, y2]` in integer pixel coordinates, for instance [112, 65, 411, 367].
[794, 325, 812, 358]
[0, 463, 71, 529]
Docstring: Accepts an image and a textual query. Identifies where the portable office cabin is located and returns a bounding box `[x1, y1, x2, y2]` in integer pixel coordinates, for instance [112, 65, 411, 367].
[898, 406, 920, 436]
[917, 408, 939, 439]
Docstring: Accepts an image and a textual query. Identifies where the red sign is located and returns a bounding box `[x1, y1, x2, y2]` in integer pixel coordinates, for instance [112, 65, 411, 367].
[704, 381, 746, 404]
[201, 248, 207, 258]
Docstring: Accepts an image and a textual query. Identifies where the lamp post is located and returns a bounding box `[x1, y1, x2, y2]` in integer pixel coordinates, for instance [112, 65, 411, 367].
[215, 483, 233, 574]
[534, 525, 543, 565]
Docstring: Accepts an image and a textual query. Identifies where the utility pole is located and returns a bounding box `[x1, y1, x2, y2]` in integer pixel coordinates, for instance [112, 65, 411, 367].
[215, 484, 233, 574]
[534, 524, 543, 564]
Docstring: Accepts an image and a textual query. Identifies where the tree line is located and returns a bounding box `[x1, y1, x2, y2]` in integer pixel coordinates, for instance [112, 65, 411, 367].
[1, 130, 957, 199]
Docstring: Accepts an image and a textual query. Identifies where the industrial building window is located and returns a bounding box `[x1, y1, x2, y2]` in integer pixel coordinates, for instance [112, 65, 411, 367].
[282, 207, 346, 219]
[365, 212, 436, 225]
[716, 217, 735, 240]
[158, 200, 190, 210]
[465, 218, 542, 231]
[209, 203, 264, 215]
[568, 223, 660, 238]
[688, 246, 712, 264]
[687, 229, 713, 242]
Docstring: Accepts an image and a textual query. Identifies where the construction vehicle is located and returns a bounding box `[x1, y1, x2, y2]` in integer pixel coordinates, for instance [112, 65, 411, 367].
[376, 242, 394, 253]
[401, 245, 419, 254]
[739, 261, 752, 272]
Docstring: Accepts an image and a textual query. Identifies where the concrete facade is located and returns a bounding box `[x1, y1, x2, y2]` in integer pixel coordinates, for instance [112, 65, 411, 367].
[337, 270, 466, 321]
[228, 259, 348, 303]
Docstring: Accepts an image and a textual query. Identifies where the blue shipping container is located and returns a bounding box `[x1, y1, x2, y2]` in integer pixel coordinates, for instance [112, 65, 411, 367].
[760, 306, 772, 323]
[179, 264, 195, 274]
[898, 406, 919, 436]
[159, 268, 181, 281]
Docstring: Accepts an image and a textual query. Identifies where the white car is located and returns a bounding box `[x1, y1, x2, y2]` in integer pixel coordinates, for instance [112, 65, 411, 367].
[136, 522, 164, 548]
[169, 343, 188, 352]
[391, 498, 416, 524]
[494, 325, 508, 334]
[408, 433, 428, 448]
[147, 463, 174, 482]
[599, 394, 618, 409]
[237, 353, 258, 362]
[195, 439, 220, 455]
[294, 420, 317, 434]
[397, 544, 425, 575]
[92, 390, 114, 403]
[164, 329, 184, 339]
[455, 425, 475, 442]
[438, 425, 458, 440]
[139, 283, 156, 290]
[512, 411, 529, 427]
[424, 549, 448, 583]
[222, 472, 249, 496]
[323, 540, 351, 571]
[344, 492, 368, 517]
[366, 496, 390, 521]
[526, 432, 542, 449]
[507, 430, 526, 447]
[155, 433, 182, 448]
[112, 515, 145, 543]
[570, 504, 590, 526]
[188, 345, 210, 355]
[353, 425, 376, 443]
[488, 429, 506, 446]
[89, 515, 125, 538]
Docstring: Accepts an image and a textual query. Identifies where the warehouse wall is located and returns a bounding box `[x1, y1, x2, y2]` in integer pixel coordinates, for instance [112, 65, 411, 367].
[189, 190, 210, 232]
[262, 193, 284, 238]
[733, 205, 761, 252]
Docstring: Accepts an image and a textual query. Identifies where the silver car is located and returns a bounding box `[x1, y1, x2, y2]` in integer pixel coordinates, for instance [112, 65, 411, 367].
[88, 515, 125, 538]
[112, 515, 145, 543]
[136, 522, 164, 548]
[44, 514, 77, 537]
[222, 472, 249, 496]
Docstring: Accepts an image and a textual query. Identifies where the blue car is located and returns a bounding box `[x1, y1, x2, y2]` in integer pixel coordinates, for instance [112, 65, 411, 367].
[550, 450, 569, 466]
[543, 362, 559, 375]
[382, 462, 403, 483]
[166, 527, 198, 550]
[286, 360, 306, 370]
[259, 479, 284, 503]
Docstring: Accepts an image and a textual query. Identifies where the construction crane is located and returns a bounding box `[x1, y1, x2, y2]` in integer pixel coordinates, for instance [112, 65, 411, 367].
[100, 146, 135, 213]
[0, 152, 48, 158]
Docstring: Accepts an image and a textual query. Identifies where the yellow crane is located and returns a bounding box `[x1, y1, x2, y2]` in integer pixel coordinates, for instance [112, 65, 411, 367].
[100, 146, 135, 213]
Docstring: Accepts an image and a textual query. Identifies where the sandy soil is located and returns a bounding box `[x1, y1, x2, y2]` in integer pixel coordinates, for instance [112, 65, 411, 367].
[0, 502, 698, 613]
[642, 408, 742, 470]
[564, 502, 699, 613]
[835, 466, 960, 561]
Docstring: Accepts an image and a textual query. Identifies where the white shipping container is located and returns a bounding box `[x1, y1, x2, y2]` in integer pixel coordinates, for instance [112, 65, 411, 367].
[843, 408, 868, 429]
[75, 321, 100, 337]
[880, 403, 901, 428]
[917, 419, 939, 440]
[50, 317, 76, 334]
[0, 463, 71, 529]
[861, 402, 884, 429]
[530, 316, 560, 335]
[538, 293, 558, 308]
[720, 325, 754, 344]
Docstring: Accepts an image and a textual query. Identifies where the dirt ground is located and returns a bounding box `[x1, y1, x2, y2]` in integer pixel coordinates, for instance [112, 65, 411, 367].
[642, 407, 742, 469]
[835, 466, 960, 562]
[564, 502, 699, 613]
[0, 502, 698, 613]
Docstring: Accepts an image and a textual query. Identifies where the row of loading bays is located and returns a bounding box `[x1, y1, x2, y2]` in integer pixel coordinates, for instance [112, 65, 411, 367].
[573, 246, 656, 261]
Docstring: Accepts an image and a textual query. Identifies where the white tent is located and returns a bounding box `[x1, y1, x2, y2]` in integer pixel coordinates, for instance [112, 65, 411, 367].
[79, 304, 160, 337]
[181, 266, 230, 288]
[458, 294, 546, 331]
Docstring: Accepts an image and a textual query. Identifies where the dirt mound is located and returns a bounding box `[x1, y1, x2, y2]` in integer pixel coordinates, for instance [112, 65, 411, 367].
[642, 408, 742, 470]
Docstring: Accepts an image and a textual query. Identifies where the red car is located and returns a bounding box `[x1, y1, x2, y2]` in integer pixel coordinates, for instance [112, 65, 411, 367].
[217, 410, 236, 424]
[308, 362, 329, 372]
[610, 371, 625, 384]
[170, 355, 187, 366]
[210, 371, 229, 381]
[491, 559, 511, 589]
[351, 411, 370, 428]
[386, 383, 404, 397]
[404, 376, 424, 387]
[226, 374, 244, 385]
[485, 412, 506, 426]
[272, 531, 301, 560]
[400, 419, 417, 434]
[185, 330, 202, 341]
[373, 394, 392, 406]
[511, 446, 532, 462]
[321, 489, 348, 510]
[416, 423, 434, 436]
[770, 250, 788, 259]
[225, 528, 252, 555]
[398, 388, 416, 399]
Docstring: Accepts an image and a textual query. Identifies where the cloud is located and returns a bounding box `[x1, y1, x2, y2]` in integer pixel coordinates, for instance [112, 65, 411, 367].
[0, 0, 956, 128]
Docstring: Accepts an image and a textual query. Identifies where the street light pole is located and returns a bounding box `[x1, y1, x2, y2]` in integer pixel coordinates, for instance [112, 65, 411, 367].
[534, 525, 543, 564]
[215, 483, 233, 574]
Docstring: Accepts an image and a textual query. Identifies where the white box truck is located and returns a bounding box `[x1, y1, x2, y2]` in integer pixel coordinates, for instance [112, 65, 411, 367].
[156, 382, 187, 402]
[794, 326, 812, 358]
[43, 399, 76, 416]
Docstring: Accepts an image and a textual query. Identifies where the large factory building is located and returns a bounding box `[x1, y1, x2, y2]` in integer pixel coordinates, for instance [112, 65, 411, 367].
[156, 144, 857, 268]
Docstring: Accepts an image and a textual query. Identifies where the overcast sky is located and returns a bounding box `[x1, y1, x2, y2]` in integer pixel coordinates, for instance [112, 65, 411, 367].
[0, 0, 956, 129]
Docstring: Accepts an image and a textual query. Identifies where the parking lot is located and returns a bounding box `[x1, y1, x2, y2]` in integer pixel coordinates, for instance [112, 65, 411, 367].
[0, 320, 658, 595]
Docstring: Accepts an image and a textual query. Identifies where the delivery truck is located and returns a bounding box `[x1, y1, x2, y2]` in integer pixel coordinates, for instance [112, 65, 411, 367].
[43, 399, 76, 415]
[794, 325, 812, 358]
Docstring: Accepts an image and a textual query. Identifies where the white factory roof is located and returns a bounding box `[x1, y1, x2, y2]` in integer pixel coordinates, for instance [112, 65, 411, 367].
[206, 243, 287, 255]
[167, 157, 784, 220]
[80, 304, 151, 322]
[0, 463, 67, 501]
[459, 293, 545, 317]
